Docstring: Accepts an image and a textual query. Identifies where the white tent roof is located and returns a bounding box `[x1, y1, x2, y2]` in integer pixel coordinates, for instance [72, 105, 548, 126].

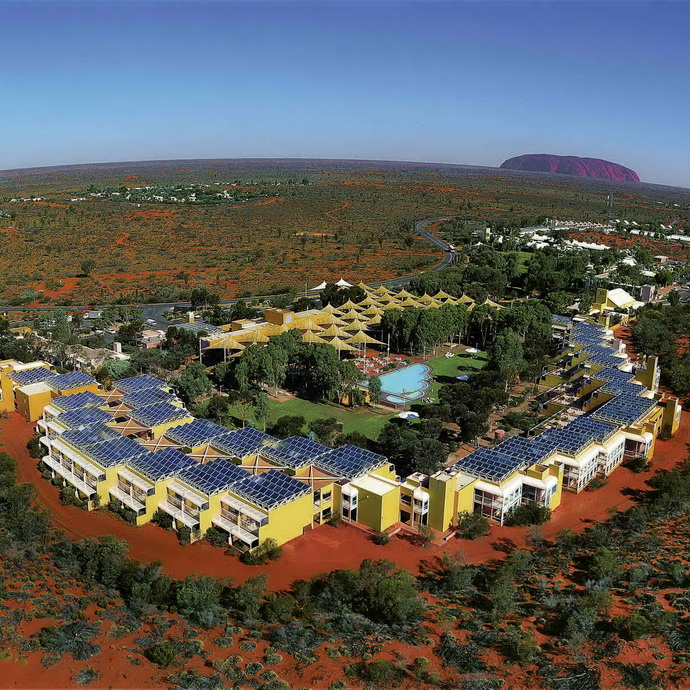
[310, 281, 328, 291]
[397, 411, 419, 420]
[336, 278, 353, 287]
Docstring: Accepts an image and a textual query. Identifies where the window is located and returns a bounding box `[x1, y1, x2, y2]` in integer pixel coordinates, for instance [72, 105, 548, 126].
[401, 494, 412, 506]
[321, 491, 332, 503]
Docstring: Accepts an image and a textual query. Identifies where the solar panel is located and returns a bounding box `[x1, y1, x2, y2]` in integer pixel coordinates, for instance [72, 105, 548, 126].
[261, 436, 331, 469]
[592, 392, 657, 426]
[86, 436, 151, 468]
[55, 407, 113, 431]
[115, 374, 168, 393]
[316, 444, 388, 479]
[552, 314, 572, 326]
[165, 418, 229, 447]
[211, 428, 277, 459]
[122, 388, 177, 409]
[451, 447, 525, 483]
[129, 402, 190, 427]
[49, 371, 96, 391]
[600, 380, 646, 396]
[177, 458, 251, 495]
[129, 447, 197, 481]
[11, 367, 56, 386]
[233, 469, 311, 510]
[592, 367, 635, 383]
[62, 424, 122, 450]
[52, 391, 105, 412]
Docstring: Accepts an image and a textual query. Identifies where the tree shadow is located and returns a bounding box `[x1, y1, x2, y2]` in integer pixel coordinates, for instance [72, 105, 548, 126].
[491, 536, 518, 554]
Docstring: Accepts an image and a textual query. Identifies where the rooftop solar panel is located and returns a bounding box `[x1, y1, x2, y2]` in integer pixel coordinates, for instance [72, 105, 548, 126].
[62, 424, 122, 450]
[86, 436, 151, 468]
[552, 314, 572, 326]
[11, 367, 56, 386]
[592, 393, 657, 426]
[592, 367, 635, 383]
[122, 388, 177, 409]
[55, 407, 113, 431]
[261, 436, 331, 469]
[233, 469, 311, 510]
[129, 447, 197, 481]
[177, 458, 251, 495]
[128, 402, 190, 427]
[316, 444, 388, 479]
[49, 371, 96, 391]
[52, 391, 105, 412]
[451, 447, 525, 483]
[114, 374, 168, 393]
[165, 418, 229, 447]
[211, 427, 277, 459]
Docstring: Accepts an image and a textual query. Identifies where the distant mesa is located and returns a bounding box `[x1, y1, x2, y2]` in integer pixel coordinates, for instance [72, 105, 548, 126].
[500, 154, 640, 183]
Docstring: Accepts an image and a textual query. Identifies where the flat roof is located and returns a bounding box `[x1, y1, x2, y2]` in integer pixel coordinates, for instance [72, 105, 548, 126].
[352, 474, 399, 496]
[17, 381, 53, 395]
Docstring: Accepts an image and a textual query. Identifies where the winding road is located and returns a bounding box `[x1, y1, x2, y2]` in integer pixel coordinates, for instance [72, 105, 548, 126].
[0, 217, 456, 329]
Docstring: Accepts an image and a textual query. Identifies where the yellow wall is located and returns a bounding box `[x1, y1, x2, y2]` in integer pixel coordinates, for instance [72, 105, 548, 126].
[0, 371, 13, 413]
[258, 493, 313, 545]
[370, 463, 397, 481]
[427, 474, 464, 532]
[150, 415, 195, 439]
[16, 388, 53, 421]
[356, 485, 400, 532]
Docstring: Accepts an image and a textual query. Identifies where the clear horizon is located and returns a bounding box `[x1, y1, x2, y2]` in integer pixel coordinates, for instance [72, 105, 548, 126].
[2, 0, 689, 187]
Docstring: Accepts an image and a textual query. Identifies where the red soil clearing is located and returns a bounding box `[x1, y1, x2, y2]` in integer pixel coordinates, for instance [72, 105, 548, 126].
[324, 199, 350, 223]
[1, 410, 688, 591]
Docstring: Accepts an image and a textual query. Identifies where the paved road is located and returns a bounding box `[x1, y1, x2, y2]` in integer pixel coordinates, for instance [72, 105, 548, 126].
[1, 217, 456, 330]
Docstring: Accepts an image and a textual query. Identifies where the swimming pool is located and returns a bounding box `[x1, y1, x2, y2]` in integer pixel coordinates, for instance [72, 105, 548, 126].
[367, 363, 432, 405]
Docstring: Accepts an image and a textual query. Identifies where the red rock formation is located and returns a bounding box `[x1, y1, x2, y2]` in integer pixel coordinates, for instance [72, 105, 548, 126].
[500, 154, 639, 182]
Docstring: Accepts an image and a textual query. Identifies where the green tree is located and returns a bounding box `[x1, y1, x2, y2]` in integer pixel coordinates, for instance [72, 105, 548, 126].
[173, 362, 212, 404]
[368, 375, 382, 404]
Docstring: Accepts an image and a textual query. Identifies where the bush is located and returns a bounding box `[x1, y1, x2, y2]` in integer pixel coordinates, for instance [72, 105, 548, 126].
[507, 501, 551, 526]
[626, 454, 650, 473]
[348, 659, 405, 685]
[417, 523, 435, 547]
[456, 511, 491, 540]
[145, 639, 178, 667]
[239, 538, 282, 565]
[178, 526, 192, 546]
[205, 526, 228, 549]
[152, 509, 174, 531]
[614, 613, 653, 641]
[37, 622, 101, 661]
[372, 530, 390, 545]
[107, 498, 136, 524]
[26, 436, 43, 459]
[60, 486, 83, 508]
[75, 667, 101, 685]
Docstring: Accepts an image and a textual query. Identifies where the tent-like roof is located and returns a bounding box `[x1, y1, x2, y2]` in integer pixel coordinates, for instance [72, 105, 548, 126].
[360, 305, 382, 316]
[320, 324, 352, 339]
[310, 281, 328, 291]
[372, 285, 394, 296]
[457, 294, 475, 304]
[381, 302, 402, 311]
[320, 303, 341, 314]
[340, 309, 367, 322]
[234, 329, 270, 344]
[357, 295, 378, 307]
[315, 312, 347, 326]
[395, 288, 414, 299]
[398, 296, 419, 308]
[327, 336, 356, 351]
[206, 334, 246, 351]
[339, 299, 362, 311]
[433, 290, 452, 300]
[336, 278, 353, 287]
[301, 330, 328, 345]
[417, 293, 435, 304]
[346, 330, 385, 345]
[294, 317, 324, 332]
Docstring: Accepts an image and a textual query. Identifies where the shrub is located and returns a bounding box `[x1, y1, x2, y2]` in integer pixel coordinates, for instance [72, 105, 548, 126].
[239, 538, 281, 565]
[178, 526, 192, 546]
[152, 509, 174, 530]
[245, 661, 263, 676]
[614, 613, 653, 641]
[60, 486, 83, 508]
[587, 477, 609, 490]
[75, 667, 101, 685]
[507, 501, 551, 526]
[37, 622, 101, 661]
[417, 523, 435, 547]
[145, 639, 178, 667]
[26, 436, 43, 459]
[348, 659, 405, 685]
[327, 515, 342, 527]
[107, 498, 136, 524]
[456, 511, 491, 540]
[372, 530, 390, 545]
[205, 526, 228, 549]
[626, 454, 650, 473]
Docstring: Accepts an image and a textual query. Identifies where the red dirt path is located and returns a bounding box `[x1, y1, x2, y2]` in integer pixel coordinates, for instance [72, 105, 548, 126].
[1, 410, 688, 591]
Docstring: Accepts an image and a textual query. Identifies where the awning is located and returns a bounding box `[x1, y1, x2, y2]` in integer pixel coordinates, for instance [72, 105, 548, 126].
[109, 485, 145, 513]
[117, 467, 154, 493]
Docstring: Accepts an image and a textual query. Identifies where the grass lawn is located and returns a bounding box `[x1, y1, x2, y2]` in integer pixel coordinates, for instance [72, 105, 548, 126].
[426, 350, 489, 398]
[228, 396, 395, 440]
[512, 250, 533, 275]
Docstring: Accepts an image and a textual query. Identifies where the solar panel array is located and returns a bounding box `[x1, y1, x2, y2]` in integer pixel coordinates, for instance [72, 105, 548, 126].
[451, 447, 526, 483]
[129, 447, 197, 481]
[211, 428, 277, 459]
[129, 402, 190, 427]
[592, 367, 635, 383]
[178, 320, 226, 337]
[552, 314, 572, 326]
[261, 436, 331, 469]
[86, 436, 151, 468]
[52, 391, 105, 412]
[49, 371, 96, 391]
[592, 393, 657, 426]
[562, 415, 618, 442]
[114, 374, 168, 393]
[62, 424, 122, 450]
[11, 367, 56, 386]
[165, 418, 229, 447]
[177, 458, 251, 495]
[55, 407, 113, 431]
[234, 469, 311, 510]
[600, 380, 646, 396]
[316, 444, 388, 479]
[122, 388, 177, 409]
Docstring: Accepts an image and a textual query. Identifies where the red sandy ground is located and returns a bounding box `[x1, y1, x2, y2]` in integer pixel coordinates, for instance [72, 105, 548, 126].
[1, 409, 688, 592]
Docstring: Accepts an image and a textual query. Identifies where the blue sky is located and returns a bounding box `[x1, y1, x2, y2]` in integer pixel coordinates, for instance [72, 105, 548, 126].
[1, 0, 688, 187]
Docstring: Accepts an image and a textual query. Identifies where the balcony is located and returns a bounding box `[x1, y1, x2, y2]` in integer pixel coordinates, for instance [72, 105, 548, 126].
[42, 455, 96, 498]
[109, 486, 145, 514]
[158, 500, 200, 529]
